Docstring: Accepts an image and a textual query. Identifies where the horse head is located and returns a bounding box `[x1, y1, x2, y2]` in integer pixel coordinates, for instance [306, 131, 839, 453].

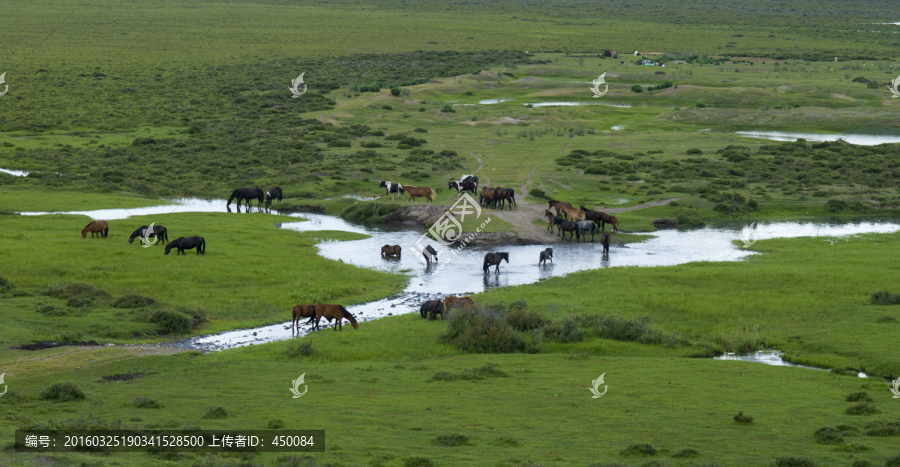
[500, 252, 509, 263]
[379, 181, 387, 188]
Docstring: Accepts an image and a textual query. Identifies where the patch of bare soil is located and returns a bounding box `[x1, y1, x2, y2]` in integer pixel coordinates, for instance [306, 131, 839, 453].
[511, 76, 544, 83]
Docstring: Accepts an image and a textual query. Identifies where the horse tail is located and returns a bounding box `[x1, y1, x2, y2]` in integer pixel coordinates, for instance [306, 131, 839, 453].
[201, 237, 206, 254]
[483, 257, 490, 272]
[429, 189, 436, 201]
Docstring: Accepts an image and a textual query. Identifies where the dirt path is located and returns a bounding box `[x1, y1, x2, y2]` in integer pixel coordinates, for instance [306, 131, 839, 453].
[463, 151, 490, 186]
[590, 197, 682, 213]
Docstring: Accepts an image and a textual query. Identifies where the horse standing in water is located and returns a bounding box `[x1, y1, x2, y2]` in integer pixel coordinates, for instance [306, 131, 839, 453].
[379, 181, 405, 200]
[291, 304, 318, 336]
[264, 187, 283, 211]
[483, 252, 509, 273]
[82, 220, 109, 239]
[227, 188, 261, 211]
[600, 233, 611, 255]
[128, 225, 168, 246]
[381, 244, 402, 258]
[539, 248, 553, 266]
[314, 304, 359, 331]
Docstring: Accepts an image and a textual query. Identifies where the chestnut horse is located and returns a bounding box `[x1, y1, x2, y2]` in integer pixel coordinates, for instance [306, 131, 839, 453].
[443, 296, 476, 316]
[291, 304, 318, 336]
[548, 200, 572, 218]
[314, 304, 359, 331]
[480, 187, 497, 208]
[580, 205, 618, 232]
[82, 220, 109, 239]
[403, 185, 436, 202]
[381, 244, 402, 258]
[544, 210, 557, 232]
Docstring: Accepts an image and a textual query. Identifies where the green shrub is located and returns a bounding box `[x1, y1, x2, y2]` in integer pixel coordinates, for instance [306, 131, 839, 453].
[381, 104, 393, 110]
[543, 318, 584, 343]
[696, 102, 706, 108]
[413, 128, 427, 133]
[686, 148, 703, 155]
[871, 291, 900, 305]
[42, 382, 86, 402]
[775, 457, 818, 467]
[846, 392, 873, 402]
[390, 87, 401, 96]
[404, 457, 434, 467]
[826, 199, 848, 212]
[267, 419, 285, 429]
[621, 443, 657, 457]
[733, 411, 753, 423]
[202, 407, 228, 419]
[631, 84, 643, 93]
[440, 306, 528, 353]
[432, 434, 471, 446]
[441, 105, 455, 113]
[150, 309, 194, 335]
[813, 427, 843, 445]
[846, 402, 879, 415]
[506, 308, 545, 331]
[528, 188, 548, 199]
[326, 140, 351, 148]
[672, 448, 701, 458]
[112, 294, 157, 308]
[130, 397, 164, 409]
[285, 338, 315, 358]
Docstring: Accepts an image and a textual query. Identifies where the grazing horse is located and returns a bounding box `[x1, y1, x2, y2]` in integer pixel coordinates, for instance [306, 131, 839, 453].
[419, 300, 445, 320]
[600, 233, 611, 255]
[227, 188, 261, 211]
[82, 220, 109, 239]
[549, 200, 572, 218]
[403, 185, 437, 202]
[264, 187, 283, 210]
[492, 188, 516, 210]
[539, 247, 553, 266]
[420, 244, 438, 264]
[457, 174, 479, 187]
[443, 296, 476, 316]
[580, 205, 618, 231]
[449, 180, 477, 197]
[561, 205, 586, 222]
[291, 304, 318, 336]
[128, 225, 168, 246]
[605, 215, 620, 233]
[381, 244, 402, 258]
[483, 252, 510, 273]
[575, 220, 597, 242]
[314, 304, 359, 331]
[480, 187, 497, 208]
[552, 217, 579, 241]
[379, 181, 405, 200]
[165, 236, 206, 255]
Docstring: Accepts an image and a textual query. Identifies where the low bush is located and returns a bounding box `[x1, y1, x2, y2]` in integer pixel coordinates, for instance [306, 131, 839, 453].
[774, 457, 818, 467]
[41, 382, 86, 402]
[672, 448, 701, 458]
[846, 392, 873, 402]
[733, 411, 754, 424]
[813, 427, 843, 445]
[846, 402, 879, 415]
[150, 309, 194, 335]
[871, 291, 900, 305]
[130, 397, 164, 409]
[202, 407, 228, 419]
[621, 443, 657, 457]
[112, 294, 157, 308]
[506, 308, 545, 331]
[432, 434, 471, 446]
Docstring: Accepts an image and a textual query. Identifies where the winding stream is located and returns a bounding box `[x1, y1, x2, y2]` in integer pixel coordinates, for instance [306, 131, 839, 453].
[15, 200, 900, 368]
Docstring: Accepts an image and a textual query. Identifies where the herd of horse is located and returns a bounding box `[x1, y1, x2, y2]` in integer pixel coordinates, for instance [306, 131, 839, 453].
[81, 221, 206, 255]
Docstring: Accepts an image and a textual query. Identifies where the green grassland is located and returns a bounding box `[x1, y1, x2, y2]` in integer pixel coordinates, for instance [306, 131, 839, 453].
[3, 0, 900, 466]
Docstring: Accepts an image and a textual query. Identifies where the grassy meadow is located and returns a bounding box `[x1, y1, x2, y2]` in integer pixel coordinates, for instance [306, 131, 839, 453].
[2, 0, 900, 466]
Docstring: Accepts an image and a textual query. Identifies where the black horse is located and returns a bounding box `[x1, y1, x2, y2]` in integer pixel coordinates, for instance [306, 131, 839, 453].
[552, 217, 579, 241]
[539, 247, 553, 266]
[422, 244, 438, 264]
[600, 233, 611, 255]
[483, 252, 509, 273]
[420, 299, 445, 320]
[227, 188, 263, 211]
[379, 181, 405, 200]
[165, 236, 206, 255]
[128, 225, 168, 246]
[492, 188, 516, 210]
[264, 187, 283, 210]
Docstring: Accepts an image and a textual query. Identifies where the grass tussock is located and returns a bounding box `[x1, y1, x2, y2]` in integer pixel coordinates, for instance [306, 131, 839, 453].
[845, 403, 880, 415]
[774, 457, 818, 467]
[870, 291, 900, 305]
[733, 411, 754, 424]
[285, 338, 316, 358]
[846, 391, 873, 402]
[432, 434, 472, 446]
[428, 365, 508, 382]
[621, 443, 658, 457]
[129, 396, 164, 409]
[202, 407, 228, 419]
[41, 382, 85, 402]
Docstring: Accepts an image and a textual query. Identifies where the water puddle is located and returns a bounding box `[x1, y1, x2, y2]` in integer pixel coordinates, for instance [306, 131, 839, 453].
[611, 125, 627, 130]
[525, 101, 631, 108]
[735, 131, 900, 146]
[0, 168, 29, 177]
[479, 98, 514, 104]
[323, 194, 381, 201]
[19, 197, 231, 220]
[715, 350, 868, 377]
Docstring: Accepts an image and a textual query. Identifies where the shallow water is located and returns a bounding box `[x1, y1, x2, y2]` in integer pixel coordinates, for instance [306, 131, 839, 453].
[611, 125, 627, 130]
[714, 350, 868, 377]
[478, 98, 514, 104]
[735, 131, 900, 146]
[525, 101, 631, 108]
[0, 168, 29, 177]
[18, 201, 900, 352]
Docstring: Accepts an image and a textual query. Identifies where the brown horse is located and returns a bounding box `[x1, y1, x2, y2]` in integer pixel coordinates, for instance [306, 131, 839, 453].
[605, 215, 620, 233]
[580, 205, 618, 232]
[291, 304, 318, 336]
[544, 210, 557, 232]
[404, 185, 436, 202]
[443, 296, 476, 316]
[561, 205, 586, 221]
[600, 233, 611, 254]
[548, 200, 572, 218]
[480, 187, 497, 207]
[315, 304, 359, 331]
[381, 244, 402, 258]
[82, 220, 109, 239]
